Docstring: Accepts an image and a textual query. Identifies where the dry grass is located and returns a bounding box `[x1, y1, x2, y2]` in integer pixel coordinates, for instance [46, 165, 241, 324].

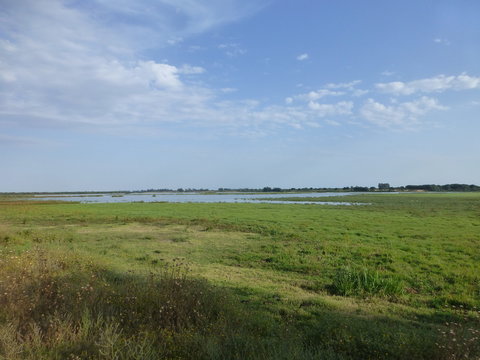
[0, 247, 234, 359]
[0, 247, 337, 359]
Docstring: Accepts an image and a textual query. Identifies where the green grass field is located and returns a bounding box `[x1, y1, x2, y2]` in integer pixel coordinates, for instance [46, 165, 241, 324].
[1, 193, 479, 359]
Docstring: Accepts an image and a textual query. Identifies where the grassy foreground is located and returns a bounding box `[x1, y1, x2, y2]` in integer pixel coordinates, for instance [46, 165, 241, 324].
[0, 193, 479, 359]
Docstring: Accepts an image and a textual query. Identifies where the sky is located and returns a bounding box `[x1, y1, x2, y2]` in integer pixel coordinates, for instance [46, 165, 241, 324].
[1, 0, 480, 191]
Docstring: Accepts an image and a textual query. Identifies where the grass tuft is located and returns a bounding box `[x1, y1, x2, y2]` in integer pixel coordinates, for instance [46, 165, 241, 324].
[331, 267, 404, 297]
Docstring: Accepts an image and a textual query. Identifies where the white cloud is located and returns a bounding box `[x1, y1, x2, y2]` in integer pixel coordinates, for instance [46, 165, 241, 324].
[296, 53, 309, 61]
[325, 119, 341, 126]
[293, 89, 344, 102]
[220, 87, 237, 93]
[188, 45, 205, 52]
[376, 74, 480, 95]
[352, 89, 369, 97]
[287, 80, 367, 103]
[360, 97, 447, 129]
[75, 0, 267, 50]
[308, 101, 353, 117]
[167, 37, 183, 45]
[325, 80, 361, 89]
[434, 38, 451, 45]
[218, 43, 247, 57]
[0, 0, 268, 133]
[381, 70, 395, 77]
[136, 61, 183, 89]
[0, 0, 473, 139]
[178, 64, 206, 75]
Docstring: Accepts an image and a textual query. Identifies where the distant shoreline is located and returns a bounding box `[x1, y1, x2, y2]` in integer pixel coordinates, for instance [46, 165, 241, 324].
[1, 183, 480, 195]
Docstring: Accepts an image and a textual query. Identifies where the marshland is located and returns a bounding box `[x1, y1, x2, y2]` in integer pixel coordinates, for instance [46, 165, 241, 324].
[0, 192, 479, 359]
[3, 1, 480, 359]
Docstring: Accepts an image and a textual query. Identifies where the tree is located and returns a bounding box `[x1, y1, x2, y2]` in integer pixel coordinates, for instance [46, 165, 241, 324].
[378, 183, 390, 190]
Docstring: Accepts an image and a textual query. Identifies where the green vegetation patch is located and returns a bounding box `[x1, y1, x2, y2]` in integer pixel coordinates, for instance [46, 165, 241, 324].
[330, 267, 404, 297]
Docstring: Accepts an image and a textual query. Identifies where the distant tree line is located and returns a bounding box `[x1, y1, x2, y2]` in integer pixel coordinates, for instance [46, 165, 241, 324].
[2, 183, 480, 195]
[401, 184, 480, 192]
[216, 184, 480, 193]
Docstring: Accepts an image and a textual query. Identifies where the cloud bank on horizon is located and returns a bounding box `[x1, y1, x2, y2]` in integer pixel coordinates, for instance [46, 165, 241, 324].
[1, 0, 480, 190]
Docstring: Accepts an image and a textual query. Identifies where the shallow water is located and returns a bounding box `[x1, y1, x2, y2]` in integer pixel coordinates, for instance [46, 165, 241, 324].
[30, 192, 363, 205]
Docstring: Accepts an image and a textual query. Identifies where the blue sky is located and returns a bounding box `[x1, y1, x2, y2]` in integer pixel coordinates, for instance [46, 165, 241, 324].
[1, 0, 480, 191]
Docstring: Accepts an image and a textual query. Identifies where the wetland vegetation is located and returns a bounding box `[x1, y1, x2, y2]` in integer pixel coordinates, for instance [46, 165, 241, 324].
[0, 193, 479, 359]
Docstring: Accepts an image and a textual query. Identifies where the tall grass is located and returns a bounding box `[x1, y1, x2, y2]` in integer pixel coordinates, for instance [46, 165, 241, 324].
[331, 267, 404, 297]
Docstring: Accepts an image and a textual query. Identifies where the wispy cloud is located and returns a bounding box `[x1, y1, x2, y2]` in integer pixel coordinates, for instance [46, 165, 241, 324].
[296, 53, 309, 61]
[218, 43, 247, 57]
[0, 0, 366, 139]
[178, 64, 206, 75]
[360, 97, 447, 129]
[290, 89, 345, 102]
[376, 74, 480, 96]
[325, 119, 341, 126]
[220, 87, 237, 93]
[308, 101, 353, 117]
[0, 0, 263, 134]
[287, 81, 366, 103]
[325, 80, 361, 89]
[434, 38, 451, 46]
